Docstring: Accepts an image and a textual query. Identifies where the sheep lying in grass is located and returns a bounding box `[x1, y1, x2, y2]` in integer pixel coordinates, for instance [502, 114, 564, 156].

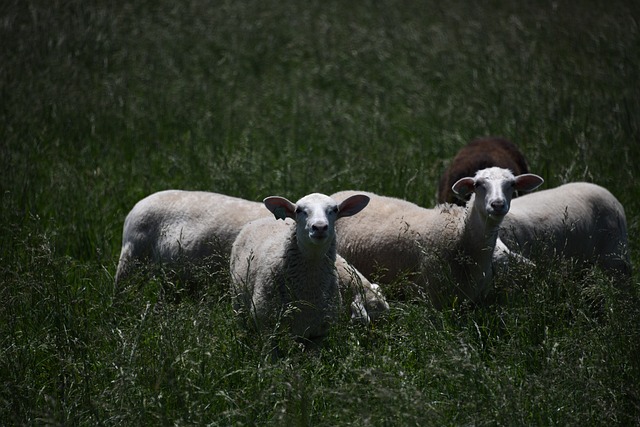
[115, 190, 388, 322]
[229, 193, 370, 343]
[114, 191, 267, 285]
[333, 167, 544, 307]
[499, 182, 631, 278]
[438, 137, 531, 205]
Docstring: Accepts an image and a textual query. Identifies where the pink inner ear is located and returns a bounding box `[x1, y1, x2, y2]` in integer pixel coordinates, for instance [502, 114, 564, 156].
[452, 178, 475, 196]
[515, 174, 544, 192]
[264, 196, 296, 220]
[338, 195, 369, 218]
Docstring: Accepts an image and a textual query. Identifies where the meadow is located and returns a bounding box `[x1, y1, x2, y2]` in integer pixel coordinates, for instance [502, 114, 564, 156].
[1, 0, 639, 424]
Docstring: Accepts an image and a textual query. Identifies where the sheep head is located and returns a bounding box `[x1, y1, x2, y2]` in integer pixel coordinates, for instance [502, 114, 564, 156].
[264, 193, 370, 253]
[452, 167, 544, 220]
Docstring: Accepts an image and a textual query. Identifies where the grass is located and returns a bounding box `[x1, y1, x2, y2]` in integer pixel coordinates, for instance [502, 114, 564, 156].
[1, 0, 640, 424]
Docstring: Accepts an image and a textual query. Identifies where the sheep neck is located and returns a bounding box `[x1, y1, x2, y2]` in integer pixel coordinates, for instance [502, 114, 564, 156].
[286, 227, 337, 267]
[461, 196, 503, 261]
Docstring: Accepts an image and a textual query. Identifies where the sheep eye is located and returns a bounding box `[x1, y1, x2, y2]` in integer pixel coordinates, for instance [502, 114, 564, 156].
[295, 207, 303, 215]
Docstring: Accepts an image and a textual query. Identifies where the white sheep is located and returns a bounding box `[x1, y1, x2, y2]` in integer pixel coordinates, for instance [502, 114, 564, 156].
[333, 167, 544, 307]
[499, 182, 631, 277]
[229, 193, 370, 343]
[114, 190, 268, 285]
[115, 190, 388, 322]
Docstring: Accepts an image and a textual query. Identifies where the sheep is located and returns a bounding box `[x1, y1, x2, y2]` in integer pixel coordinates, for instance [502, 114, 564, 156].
[499, 182, 631, 277]
[333, 167, 544, 307]
[229, 193, 370, 343]
[437, 137, 531, 205]
[115, 190, 388, 322]
[114, 190, 268, 285]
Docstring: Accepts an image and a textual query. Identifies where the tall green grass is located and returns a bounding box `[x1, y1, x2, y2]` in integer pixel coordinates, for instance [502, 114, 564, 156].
[2, 0, 639, 424]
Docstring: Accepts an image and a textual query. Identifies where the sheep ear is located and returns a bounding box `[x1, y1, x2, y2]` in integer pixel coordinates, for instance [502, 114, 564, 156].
[338, 195, 370, 218]
[452, 177, 475, 197]
[263, 196, 296, 220]
[514, 174, 544, 192]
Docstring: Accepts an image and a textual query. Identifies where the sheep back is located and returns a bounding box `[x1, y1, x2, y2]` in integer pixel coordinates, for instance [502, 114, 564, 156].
[115, 190, 266, 283]
[499, 182, 631, 276]
[332, 191, 429, 282]
[333, 191, 479, 305]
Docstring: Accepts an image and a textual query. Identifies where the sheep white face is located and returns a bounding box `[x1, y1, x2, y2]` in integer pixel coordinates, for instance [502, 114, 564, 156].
[295, 194, 339, 244]
[452, 167, 544, 219]
[264, 192, 370, 249]
[474, 168, 517, 217]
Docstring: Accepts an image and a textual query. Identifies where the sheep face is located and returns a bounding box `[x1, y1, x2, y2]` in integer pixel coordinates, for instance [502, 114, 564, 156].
[452, 167, 544, 220]
[264, 193, 370, 253]
[437, 137, 531, 206]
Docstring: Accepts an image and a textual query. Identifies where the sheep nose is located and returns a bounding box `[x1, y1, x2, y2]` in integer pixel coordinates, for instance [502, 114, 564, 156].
[490, 199, 507, 214]
[312, 222, 328, 232]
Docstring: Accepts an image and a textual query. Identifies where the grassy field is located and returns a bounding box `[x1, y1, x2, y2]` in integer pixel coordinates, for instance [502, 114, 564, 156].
[2, 0, 640, 424]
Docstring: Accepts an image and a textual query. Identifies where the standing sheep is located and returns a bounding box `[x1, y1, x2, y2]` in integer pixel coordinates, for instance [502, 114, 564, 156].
[499, 182, 631, 277]
[334, 167, 544, 307]
[229, 193, 370, 343]
[437, 137, 531, 205]
[115, 190, 388, 322]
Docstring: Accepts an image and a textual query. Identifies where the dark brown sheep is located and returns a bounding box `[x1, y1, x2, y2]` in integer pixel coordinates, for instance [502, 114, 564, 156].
[437, 137, 530, 205]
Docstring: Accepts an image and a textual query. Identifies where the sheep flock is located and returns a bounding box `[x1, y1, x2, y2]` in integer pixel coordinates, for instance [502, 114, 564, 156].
[115, 136, 632, 342]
